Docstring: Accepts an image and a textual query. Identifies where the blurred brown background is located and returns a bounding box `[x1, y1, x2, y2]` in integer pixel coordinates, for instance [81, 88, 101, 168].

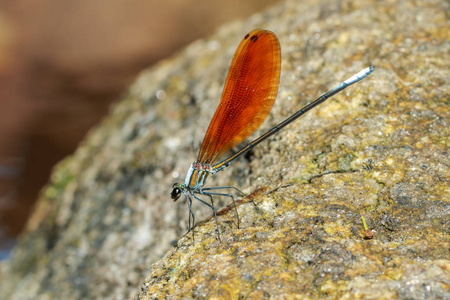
[0, 0, 279, 258]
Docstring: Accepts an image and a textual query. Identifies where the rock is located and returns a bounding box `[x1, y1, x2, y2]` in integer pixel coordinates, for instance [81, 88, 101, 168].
[2, 0, 449, 299]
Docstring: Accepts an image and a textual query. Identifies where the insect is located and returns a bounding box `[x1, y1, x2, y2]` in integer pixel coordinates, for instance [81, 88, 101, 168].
[171, 29, 374, 240]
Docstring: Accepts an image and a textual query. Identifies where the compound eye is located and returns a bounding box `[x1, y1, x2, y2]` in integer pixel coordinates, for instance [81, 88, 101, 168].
[171, 185, 182, 201]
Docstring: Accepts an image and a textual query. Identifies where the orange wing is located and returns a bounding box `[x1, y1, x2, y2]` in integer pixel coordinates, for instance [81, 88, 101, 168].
[197, 29, 281, 164]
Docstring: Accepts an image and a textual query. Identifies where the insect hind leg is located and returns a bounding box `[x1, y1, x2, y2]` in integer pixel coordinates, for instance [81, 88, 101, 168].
[203, 185, 256, 206]
[201, 189, 241, 229]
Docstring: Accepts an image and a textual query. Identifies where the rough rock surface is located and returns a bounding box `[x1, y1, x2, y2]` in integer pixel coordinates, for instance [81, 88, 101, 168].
[1, 0, 449, 299]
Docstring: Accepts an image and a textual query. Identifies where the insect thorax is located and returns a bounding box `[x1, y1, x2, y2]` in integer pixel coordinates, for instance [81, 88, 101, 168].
[184, 162, 213, 190]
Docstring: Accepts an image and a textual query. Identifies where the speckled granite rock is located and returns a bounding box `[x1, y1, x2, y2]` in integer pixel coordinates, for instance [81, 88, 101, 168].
[1, 0, 449, 299]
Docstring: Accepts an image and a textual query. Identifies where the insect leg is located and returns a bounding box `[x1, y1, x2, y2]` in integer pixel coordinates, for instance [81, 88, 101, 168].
[201, 190, 240, 229]
[192, 193, 221, 241]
